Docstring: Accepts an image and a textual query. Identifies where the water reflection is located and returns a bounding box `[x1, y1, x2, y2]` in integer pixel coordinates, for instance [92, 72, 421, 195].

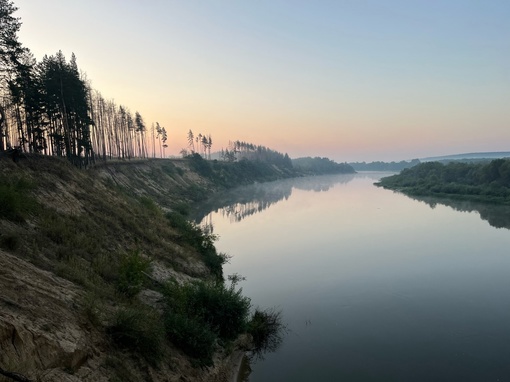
[193, 174, 355, 227]
[198, 173, 510, 381]
[409, 195, 510, 230]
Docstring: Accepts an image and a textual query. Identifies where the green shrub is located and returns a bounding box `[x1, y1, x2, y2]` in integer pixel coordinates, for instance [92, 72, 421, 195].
[186, 281, 250, 340]
[183, 183, 208, 201]
[0, 233, 20, 251]
[107, 305, 165, 365]
[187, 153, 214, 178]
[165, 212, 226, 279]
[0, 176, 37, 222]
[166, 211, 193, 234]
[164, 311, 217, 366]
[176, 167, 185, 176]
[116, 251, 152, 298]
[248, 308, 286, 359]
[93, 252, 120, 283]
[172, 201, 190, 216]
[202, 251, 229, 280]
[139, 196, 160, 215]
[163, 279, 251, 364]
[41, 215, 71, 245]
[0, 184, 24, 221]
[164, 279, 251, 341]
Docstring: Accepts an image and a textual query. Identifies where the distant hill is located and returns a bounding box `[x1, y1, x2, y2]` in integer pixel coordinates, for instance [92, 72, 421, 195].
[421, 152, 510, 162]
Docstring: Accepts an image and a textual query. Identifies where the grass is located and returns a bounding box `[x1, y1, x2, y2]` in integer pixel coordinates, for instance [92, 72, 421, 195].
[0, 175, 38, 222]
[116, 251, 152, 298]
[165, 211, 227, 279]
[164, 311, 217, 366]
[0, 233, 21, 251]
[172, 201, 191, 216]
[138, 196, 161, 216]
[107, 304, 166, 365]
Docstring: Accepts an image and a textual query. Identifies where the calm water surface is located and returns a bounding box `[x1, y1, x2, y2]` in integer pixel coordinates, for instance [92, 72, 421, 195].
[197, 173, 510, 381]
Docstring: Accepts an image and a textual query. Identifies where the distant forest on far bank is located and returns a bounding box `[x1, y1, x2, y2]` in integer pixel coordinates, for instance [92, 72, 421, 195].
[292, 157, 355, 175]
[349, 154, 510, 172]
[376, 159, 510, 204]
[349, 159, 420, 172]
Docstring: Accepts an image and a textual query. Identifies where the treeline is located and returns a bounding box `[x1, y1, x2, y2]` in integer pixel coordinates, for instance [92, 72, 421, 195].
[90, 92, 168, 161]
[186, 152, 296, 189]
[183, 129, 212, 159]
[292, 156, 355, 175]
[349, 159, 420, 171]
[377, 159, 510, 204]
[0, 1, 167, 165]
[220, 140, 293, 169]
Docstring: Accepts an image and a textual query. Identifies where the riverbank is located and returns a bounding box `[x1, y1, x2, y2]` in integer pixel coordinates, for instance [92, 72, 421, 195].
[0, 155, 297, 381]
[376, 159, 510, 205]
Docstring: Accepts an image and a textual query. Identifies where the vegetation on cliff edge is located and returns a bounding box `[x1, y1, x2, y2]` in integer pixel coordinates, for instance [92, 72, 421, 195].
[0, 155, 285, 381]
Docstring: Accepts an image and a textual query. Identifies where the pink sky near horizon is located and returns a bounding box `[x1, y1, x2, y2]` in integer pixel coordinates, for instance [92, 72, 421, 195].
[14, 0, 510, 162]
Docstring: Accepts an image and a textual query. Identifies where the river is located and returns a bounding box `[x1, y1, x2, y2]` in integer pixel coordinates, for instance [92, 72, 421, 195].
[196, 172, 510, 381]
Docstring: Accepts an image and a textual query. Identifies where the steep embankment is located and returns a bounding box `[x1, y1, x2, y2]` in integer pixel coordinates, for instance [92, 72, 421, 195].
[0, 155, 287, 382]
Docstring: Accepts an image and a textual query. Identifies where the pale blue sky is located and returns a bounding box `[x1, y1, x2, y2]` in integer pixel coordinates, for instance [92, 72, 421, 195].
[15, 0, 510, 161]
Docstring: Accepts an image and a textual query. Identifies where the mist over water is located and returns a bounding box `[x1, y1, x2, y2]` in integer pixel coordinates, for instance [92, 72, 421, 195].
[197, 173, 510, 381]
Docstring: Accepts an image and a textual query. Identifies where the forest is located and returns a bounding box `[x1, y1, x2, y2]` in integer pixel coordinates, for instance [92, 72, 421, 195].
[349, 159, 420, 172]
[292, 156, 355, 175]
[0, 1, 170, 166]
[0, 1, 354, 177]
[220, 140, 293, 168]
[377, 159, 510, 204]
[0, 1, 294, 172]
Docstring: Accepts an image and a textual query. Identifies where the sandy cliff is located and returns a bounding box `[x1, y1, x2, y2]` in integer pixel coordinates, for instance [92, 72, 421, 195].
[0, 156, 251, 382]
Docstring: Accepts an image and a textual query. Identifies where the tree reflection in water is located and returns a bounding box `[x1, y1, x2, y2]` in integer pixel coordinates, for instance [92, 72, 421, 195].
[410, 195, 510, 230]
[193, 174, 356, 232]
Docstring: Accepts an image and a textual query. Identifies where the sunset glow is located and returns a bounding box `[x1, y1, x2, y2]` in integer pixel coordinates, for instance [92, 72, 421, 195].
[15, 0, 510, 161]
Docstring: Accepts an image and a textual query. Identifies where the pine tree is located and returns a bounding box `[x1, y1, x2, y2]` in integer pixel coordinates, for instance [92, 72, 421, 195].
[187, 129, 194, 153]
[0, 0, 27, 151]
[36, 51, 93, 164]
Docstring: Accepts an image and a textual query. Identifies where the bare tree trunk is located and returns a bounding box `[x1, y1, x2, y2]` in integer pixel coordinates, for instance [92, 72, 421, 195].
[0, 104, 6, 151]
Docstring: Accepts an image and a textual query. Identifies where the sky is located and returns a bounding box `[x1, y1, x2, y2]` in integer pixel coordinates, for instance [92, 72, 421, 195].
[14, 0, 510, 162]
